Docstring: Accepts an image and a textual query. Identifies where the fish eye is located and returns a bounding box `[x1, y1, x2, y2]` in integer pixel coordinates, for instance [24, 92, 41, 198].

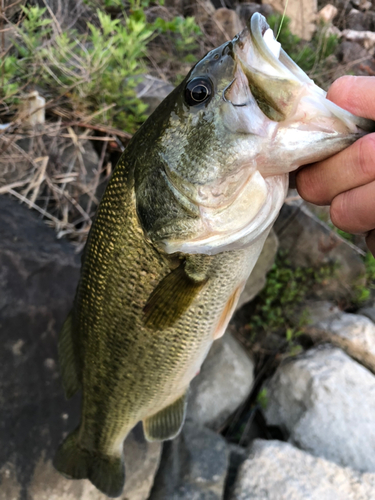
[185, 78, 213, 106]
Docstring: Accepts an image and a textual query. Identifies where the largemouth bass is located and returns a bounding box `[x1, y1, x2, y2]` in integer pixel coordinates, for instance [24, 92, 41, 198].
[54, 13, 375, 497]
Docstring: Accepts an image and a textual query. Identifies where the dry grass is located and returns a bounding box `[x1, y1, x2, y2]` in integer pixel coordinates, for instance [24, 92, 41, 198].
[0, 115, 129, 250]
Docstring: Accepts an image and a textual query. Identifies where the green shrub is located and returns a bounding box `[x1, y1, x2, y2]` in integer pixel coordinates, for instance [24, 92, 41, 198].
[1, 2, 201, 132]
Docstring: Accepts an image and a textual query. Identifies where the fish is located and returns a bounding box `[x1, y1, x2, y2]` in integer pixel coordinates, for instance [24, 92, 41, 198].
[53, 13, 375, 498]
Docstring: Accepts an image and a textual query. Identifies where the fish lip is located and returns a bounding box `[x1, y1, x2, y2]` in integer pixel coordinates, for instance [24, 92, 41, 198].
[240, 13, 313, 85]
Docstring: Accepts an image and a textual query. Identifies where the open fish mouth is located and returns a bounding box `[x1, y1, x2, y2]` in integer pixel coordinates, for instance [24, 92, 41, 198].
[232, 13, 375, 132]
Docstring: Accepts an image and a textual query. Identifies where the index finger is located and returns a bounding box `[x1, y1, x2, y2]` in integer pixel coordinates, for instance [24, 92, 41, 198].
[327, 76, 375, 120]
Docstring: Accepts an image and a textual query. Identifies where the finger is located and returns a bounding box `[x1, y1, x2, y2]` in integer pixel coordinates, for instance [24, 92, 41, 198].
[327, 76, 375, 120]
[330, 179, 375, 234]
[366, 230, 375, 258]
[296, 133, 375, 205]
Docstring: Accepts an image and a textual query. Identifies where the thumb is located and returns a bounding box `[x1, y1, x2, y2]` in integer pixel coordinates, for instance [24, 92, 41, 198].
[327, 75, 375, 121]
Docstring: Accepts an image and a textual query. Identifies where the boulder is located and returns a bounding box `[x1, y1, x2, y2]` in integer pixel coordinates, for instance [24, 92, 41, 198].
[236, 3, 274, 25]
[230, 439, 375, 500]
[303, 301, 375, 372]
[187, 333, 254, 430]
[212, 8, 244, 44]
[149, 422, 229, 500]
[1, 426, 161, 500]
[263, 346, 375, 472]
[0, 196, 161, 499]
[236, 229, 278, 310]
[336, 40, 370, 64]
[359, 306, 375, 323]
[342, 29, 375, 51]
[266, 0, 317, 40]
[274, 201, 366, 303]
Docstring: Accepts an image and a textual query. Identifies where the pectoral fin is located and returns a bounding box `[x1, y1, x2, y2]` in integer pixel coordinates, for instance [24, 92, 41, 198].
[58, 312, 81, 399]
[143, 391, 188, 442]
[143, 263, 207, 330]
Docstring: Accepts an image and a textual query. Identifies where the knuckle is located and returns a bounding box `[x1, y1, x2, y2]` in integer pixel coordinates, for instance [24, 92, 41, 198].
[356, 135, 375, 181]
[330, 193, 350, 232]
[296, 168, 324, 204]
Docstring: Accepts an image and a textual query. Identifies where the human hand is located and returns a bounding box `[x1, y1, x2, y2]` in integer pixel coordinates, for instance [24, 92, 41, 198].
[295, 75, 375, 256]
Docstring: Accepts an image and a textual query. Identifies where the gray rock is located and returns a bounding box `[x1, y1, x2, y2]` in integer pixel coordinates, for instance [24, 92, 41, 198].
[212, 8, 244, 44]
[236, 230, 278, 310]
[263, 346, 375, 472]
[230, 439, 375, 500]
[0, 196, 161, 499]
[236, 3, 274, 25]
[1, 426, 161, 500]
[136, 75, 175, 116]
[342, 29, 375, 51]
[274, 202, 366, 303]
[149, 422, 229, 500]
[304, 302, 375, 371]
[358, 306, 375, 324]
[187, 333, 254, 430]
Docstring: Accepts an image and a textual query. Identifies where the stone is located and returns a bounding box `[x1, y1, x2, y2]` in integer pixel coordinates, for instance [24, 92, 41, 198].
[187, 333, 254, 430]
[359, 306, 375, 323]
[136, 75, 175, 116]
[149, 421, 229, 500]
[18, 91, 46, 127]
[236, 229, 278, 310]
[336, 40, 370, 64]
[184, 0, 216, 25]
[266, 0, 317, 40]
[342, 29, 375, 51]
[0, 196, 161, 499]
[213, 8, 244, 44]
[1, 427, 161, 500]
[230, 439, 375, 500]
[317, 4, 338, 23]
[274, 201, 366, 303]
[236, 3, 274, 25]
[263, 346, 375, 472]
[303, 301, 375, 372]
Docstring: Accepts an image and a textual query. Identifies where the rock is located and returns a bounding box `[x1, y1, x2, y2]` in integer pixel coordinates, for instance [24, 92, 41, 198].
[266, 0, 317, 40]
[359, 306, 375, 323]
[187, 333, 254, 430]
[224, 444, 248, 500]
[236, 229, 278, 310]
[230, 439, 375, 500]
[342, 29, 375, 51]
[263, 346, 375, 472]
[336, 40, 370, 64]
[213, 8, 244, 44]
[317, 4, 338, 23]
[352, 0, 373, 10]
[184, 0, 216, 24]
[149, 422, 229, 500]
[1, 426, 161, 500]
[236, 3, 274, 25]
[18, 91, 46, 127]
[346, 9, 367, 30]
[303, 302, 375, 373]
[0, 196, 161, 499]
[136, 75, 175, 116]
[274, 201, 366, 303]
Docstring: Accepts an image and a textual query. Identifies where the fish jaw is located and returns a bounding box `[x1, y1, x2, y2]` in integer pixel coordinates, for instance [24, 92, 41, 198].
[230, 13, 375, 176]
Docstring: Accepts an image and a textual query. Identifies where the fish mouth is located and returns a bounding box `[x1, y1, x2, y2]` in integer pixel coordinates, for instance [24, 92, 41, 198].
[245, 13, 313, 86]
[232, 13, 375, 132]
